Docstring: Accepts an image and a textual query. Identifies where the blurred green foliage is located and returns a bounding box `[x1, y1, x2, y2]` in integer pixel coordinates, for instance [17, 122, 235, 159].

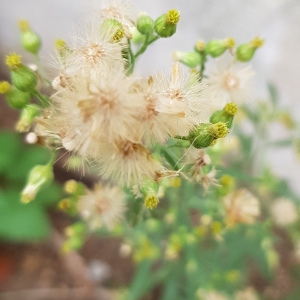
[0, 131, 62, 241]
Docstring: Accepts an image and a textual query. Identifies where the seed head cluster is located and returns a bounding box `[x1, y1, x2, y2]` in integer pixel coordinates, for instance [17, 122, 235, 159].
[36, 1, 212, 187]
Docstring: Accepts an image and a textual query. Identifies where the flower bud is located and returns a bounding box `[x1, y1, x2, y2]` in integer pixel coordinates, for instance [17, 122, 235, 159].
[181, 122, 229, 148]
[16, 104, 40, 132]
[137, 13, 154, 35]
[210, 102, 238, 129]
[154, 9, 180, 38]
[173, 51, 201, 68]
[6, 53, 37, 92]
[21, 164, 54, 203]
[129, 27, 145, 44]
[205, 38, 235, 58]
[236, 37, 264, 62]
[64, 179, 85, 196]
[19, 20, 41, 54]
[0, 81, 31, 109]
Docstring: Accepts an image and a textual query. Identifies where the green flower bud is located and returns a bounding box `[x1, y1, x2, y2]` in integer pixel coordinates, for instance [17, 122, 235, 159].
[137, 14, 154, 35]
[0, 81, 31, 109]
[6, 53, 37, 92]
[16, 104, 40, 132]
[179, 122, 229, 148]
[173, 51, 201, 68]
[236, 37, 264, 62]
[19, 20, 41, 54]
[21, 164, 54, 203]
[154, 9, 180, 38]
[205, 38, 235, 58]
[210, 102, 238, 129]
[129, 27, 145, 44]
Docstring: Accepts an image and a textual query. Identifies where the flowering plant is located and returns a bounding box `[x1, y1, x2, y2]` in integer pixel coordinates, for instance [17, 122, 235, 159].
[1, 1, 300, 299]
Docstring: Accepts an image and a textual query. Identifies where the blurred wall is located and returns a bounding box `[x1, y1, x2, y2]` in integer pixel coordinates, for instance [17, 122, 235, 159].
[1, 0, 300, 194]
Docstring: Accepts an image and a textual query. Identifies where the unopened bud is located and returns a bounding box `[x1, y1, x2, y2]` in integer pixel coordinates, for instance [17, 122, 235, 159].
[6, 53, 37, 92]
[21, 164, 54, 203]
[154, 9, 180, 38]
[19, 20, 41, 54]
[129, 27, 145, 44]
[0, 81, 31, 109]
[180, 122, 229, 148]
[236, 37, 264, 62]
[137, 13, 154, 35]
[205, 38, 236, 58]
[173, 51, 201, 68]
[210, 102, 238, 129]
[16, 104, 40, 131]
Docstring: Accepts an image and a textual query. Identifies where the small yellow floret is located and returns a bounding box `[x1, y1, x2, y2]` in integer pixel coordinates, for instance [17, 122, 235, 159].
[209, 122, 229, 139]
[6, 53, 22, 68]
[64, 179, 78, 194]
[251, 36, 264, 48]
[211, 221, 223, 235]
[21, 193, 32, 204]
[224, 102, 238, 115]
[0, 81, 11, 94]
[58, 198, 71, 211]
[145, 194, 159, 209]
[225, 37, 236, 49]
[170, 177, 181, 188]
[220, 174, 235, 188]
[18, 19, 30, 32]
[167, 9, 180, 25]
[55, 38, 67, 50]
[195, 40, 205, 51]
[111, 28, 124, 43]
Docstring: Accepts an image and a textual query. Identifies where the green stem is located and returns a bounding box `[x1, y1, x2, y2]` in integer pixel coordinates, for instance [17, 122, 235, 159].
[48, 151, 58, 166]
[33, 90, 50, 107]
[126, 39, 135, 75]
[33, 54, 52, 87]
[199, 52, 207, 79]
[134, 35, 160, 59]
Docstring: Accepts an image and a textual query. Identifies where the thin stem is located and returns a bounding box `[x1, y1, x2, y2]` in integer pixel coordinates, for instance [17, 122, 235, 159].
[126, 39, 135, 75]
[33, 54, 52, 87]
[33, 89, 50, 107]
[48, 151, 58, 166]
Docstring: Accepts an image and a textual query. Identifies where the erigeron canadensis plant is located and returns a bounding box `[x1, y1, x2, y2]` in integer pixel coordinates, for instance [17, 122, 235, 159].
[0, 1, 264, 249]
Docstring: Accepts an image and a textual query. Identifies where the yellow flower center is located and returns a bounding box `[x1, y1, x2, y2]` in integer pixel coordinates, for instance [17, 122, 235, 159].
[145, 195, 159, 209]
[6, 53, 22, 69]
[224, 102, 238, 115]
[167, 9, 180, 25]
[0, 81, 11, 94]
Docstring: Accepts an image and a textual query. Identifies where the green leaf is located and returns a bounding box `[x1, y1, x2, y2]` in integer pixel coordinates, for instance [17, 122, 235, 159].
[0, 191, 50, 241]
